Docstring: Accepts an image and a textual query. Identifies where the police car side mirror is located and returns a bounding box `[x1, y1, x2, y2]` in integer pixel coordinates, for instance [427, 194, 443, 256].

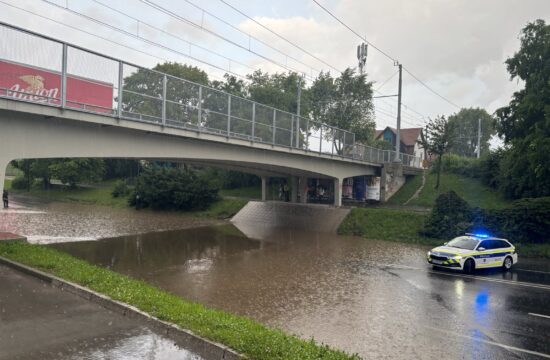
[478, 247, 485, 251]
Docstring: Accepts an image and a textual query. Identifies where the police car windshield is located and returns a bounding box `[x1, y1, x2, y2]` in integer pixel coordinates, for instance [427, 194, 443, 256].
[446, 237, 479, 250]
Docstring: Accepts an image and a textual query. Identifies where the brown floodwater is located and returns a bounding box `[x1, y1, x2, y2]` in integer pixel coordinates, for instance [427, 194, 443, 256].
[2, 197, 549, 359]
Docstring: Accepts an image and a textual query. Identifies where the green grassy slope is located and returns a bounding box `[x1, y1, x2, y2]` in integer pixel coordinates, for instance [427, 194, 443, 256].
[387, 172, 508, 209]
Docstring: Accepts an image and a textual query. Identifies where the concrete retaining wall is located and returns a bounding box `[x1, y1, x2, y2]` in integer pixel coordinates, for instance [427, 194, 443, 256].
[232, 201, 350, 237]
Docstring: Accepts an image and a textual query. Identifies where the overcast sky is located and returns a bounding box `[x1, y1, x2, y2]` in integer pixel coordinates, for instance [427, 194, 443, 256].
[1, 0, 549, 131]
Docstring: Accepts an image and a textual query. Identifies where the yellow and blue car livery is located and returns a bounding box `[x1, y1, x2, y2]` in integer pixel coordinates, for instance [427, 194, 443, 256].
[427, 233, 518, 273]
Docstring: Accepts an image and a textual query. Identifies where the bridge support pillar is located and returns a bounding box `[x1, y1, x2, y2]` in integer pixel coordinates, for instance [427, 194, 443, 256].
[0, 158, 8, 197]
[291, 176, 298, 203]
[299, 177, 308, 204]
[333, 177, 342, 207]
[261, 176, 267, 201]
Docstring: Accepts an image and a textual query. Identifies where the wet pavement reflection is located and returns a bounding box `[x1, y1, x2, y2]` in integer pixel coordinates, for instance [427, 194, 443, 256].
[2, 198, 550, 359]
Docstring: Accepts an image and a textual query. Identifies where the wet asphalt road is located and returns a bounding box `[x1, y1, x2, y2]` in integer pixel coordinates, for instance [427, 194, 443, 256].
[0, 264, 201, 360]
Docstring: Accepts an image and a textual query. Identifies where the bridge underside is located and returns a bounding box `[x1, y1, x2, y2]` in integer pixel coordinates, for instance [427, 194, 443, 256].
[0, 102, 381, 206]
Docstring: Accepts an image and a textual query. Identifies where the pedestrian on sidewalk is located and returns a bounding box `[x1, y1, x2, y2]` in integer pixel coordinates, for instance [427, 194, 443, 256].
[2, 190, 8, 208]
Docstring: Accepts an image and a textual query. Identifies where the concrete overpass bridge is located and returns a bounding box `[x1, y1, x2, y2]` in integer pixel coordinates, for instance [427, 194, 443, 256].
[0, 23, 421, 206]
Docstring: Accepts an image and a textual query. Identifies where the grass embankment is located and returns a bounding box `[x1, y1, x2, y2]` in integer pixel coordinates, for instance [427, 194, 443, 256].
[338, 208, 439, 246]
[337, 208, 549, 257]
[4, 179, 248, 218]
[219, 185, 261, 199]
[0, 242, 358, 360]
[5, 179, 128, 208]
[341, 173, 549, 258]
[387, 172, 508, 209]
[385, 173, 424, 206]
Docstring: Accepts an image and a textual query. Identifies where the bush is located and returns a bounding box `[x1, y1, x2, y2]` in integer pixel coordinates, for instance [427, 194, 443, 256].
[438, 154, 481, 178]
[478, 150, 503, 189]
[129, 167, 219, 211]
[111, 180, 130, 198]
[421, 191, 473, 238]
[10, 176, 29, 190]
[423, 192, 550, 244]
[473, 197, 550, 244]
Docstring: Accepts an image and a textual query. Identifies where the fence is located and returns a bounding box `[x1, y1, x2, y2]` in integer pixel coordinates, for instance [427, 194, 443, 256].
[0, 22, 421, 168]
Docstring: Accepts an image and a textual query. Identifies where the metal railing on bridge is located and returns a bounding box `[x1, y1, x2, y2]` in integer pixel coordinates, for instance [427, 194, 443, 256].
[0, 22, 421, 169]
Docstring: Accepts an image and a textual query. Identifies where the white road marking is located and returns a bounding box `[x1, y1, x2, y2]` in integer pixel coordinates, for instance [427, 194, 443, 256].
[516, 268, 550, 275]
[377, 263, 550, 291]
[529, 313, 550, 319]
[425, 326, 550, 359]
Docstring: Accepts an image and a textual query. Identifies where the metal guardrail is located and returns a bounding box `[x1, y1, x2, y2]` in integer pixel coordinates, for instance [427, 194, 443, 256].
[0, 22, 422, 168]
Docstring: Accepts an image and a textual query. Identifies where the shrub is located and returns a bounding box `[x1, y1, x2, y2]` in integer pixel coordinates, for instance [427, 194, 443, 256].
[129, 167, 219, 211]
[111, 180, 130, 198]
[421, 191, 473, 238]
[437, 154, 481, 178]
[473, 197, 550, 244]
[423, 192, 550, 244]
[10, 176, 28, 190]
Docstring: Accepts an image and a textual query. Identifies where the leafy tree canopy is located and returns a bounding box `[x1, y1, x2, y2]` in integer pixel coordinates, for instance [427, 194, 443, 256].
[447, 108, 495, 157]
[418, 115, 451, 189]
[495, 19, 550, 198]
[309, 68, 375, 149]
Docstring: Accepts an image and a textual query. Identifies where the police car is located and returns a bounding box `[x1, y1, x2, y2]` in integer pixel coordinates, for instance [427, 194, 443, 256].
[427, 233, 518, 273]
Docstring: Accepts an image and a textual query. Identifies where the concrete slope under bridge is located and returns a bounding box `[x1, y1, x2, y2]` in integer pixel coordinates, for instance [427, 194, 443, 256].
[231, 201, 350, 239]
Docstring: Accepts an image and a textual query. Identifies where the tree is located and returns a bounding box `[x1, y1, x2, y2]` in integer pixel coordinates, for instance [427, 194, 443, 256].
[309, 69, 374, 153]
[447, 108, 495, 157]
[12, 159, 54, 190]
[129, 166, 219, 210]
[49, 159, 105, 188]
[495, 19, 550, 198]
[122, 62, 209, 125]
[246, 70, 308, 146]
[418, 116, 451, 189]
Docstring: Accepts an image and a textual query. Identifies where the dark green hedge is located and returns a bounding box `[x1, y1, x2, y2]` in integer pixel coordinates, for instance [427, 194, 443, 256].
[422, 191, 550, 244]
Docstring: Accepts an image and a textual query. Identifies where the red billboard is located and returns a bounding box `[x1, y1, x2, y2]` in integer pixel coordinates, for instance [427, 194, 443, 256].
[0, 60, 113, 112]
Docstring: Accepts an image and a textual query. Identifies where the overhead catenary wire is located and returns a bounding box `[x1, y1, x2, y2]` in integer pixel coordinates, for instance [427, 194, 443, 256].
[311, 0, 462, 110]
[140, 0, 320, 81]
[38, 0, 249, 81]
[0, 1, 236, 82]
[217, 0, 343, 74]
[91, 0, 258, 74]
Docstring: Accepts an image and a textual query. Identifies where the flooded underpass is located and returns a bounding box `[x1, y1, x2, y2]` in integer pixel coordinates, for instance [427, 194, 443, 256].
[2, 197, 550, 359]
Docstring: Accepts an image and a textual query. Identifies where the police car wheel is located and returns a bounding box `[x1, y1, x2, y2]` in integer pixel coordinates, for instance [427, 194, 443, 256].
[463, 259, 475, 274]
[503, 256, 513, 271]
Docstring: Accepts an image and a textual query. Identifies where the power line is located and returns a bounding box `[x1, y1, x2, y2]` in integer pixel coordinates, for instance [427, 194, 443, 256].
[218, 0, 343, 74]
[375, 70, 399, 91]
[39, 0, 248, 80]
[311, 0, 462, 110]
[311, 0, 397, 63]
[92, 0, 258, 74]
[0, 1, 228, 82]
[140, 0, 319, 81]
[403, 66, 461, 109]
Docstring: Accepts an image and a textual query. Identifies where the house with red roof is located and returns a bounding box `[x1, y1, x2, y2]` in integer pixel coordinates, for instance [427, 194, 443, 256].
[375, 126, 426, 161]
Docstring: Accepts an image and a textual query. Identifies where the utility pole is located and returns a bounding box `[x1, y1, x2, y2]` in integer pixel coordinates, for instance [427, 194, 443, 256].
[394, 63, 402, 161]
[477, 117, 481, 158]
[296, 75, 302, 117]
[295, 73, 305, 148]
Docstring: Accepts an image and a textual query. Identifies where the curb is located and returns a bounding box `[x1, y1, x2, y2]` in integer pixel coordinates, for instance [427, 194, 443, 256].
[0, 256, 244, 360]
